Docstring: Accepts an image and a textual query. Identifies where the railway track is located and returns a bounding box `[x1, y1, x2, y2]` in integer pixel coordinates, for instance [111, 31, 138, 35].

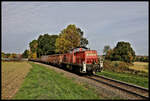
[85, 74, 149, 99]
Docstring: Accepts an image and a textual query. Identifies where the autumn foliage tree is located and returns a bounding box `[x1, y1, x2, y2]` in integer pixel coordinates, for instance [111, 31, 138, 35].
[55, 24, 88, 53]
[28, 24, 88, 58]
[29, 40, 38, 59]
[8, 53, 17, 58]
[105, 49, 114, 60]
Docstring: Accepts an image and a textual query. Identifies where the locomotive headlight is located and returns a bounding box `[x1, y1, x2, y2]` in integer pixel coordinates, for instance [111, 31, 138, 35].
[82, 61, 86, 72]
[100, 61, 103, 68]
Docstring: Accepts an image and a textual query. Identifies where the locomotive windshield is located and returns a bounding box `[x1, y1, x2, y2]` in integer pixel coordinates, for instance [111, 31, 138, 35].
[86, 53, 97, 56]
[70, 47, 89, 53]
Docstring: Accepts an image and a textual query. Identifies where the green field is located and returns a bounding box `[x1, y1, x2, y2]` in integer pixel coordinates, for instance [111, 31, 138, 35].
[96, 70, 148, 88]
[13, 62, 100, 99]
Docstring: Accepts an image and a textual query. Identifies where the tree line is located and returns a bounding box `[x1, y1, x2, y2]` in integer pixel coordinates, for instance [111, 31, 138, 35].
[1, 52, 21, 59]
[2, 24, 148, 63]
[135, 55, 149, 62]
[22, 24, 88, 58]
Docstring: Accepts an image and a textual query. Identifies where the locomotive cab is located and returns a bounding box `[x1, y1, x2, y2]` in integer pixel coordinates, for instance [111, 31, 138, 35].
[72, 47, 103, 74]
[85, 50, 103, 74]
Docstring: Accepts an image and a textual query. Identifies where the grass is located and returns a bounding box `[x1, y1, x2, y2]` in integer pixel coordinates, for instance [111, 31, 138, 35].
[2, 61, 32, 99]
[129, 62, 149, 73]
[13, 62, 100, 100]
[96, 70, 148, 88]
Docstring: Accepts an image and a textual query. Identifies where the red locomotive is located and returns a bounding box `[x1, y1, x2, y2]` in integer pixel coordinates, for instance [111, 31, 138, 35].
[29, 47, 103, 74]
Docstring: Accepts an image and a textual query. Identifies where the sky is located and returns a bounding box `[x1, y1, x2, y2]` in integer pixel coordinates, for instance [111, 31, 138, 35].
[2, 2, 149, 56]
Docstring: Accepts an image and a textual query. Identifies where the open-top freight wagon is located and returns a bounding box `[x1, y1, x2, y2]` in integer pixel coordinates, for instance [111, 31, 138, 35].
[29, 47, 103, 75]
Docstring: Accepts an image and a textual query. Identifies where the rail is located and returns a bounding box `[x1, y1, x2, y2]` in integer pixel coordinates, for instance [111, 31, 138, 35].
[85, 74, 149, 99]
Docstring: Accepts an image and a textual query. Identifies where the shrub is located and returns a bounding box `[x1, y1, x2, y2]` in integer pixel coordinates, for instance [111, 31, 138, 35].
[103, 60, 115, 71]
[104, 60, 130, 73]
[103, 60, 148, 77]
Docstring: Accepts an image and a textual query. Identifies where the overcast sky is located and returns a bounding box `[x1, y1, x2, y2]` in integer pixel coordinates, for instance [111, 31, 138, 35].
[2, 2, 148, 56]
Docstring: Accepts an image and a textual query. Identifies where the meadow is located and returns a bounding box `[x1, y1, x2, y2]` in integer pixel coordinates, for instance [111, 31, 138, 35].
[14, 62, 100, 99]
[97, 61, 149, 88]
[96, 70, 148, 88]
[2, 61, 100, 99]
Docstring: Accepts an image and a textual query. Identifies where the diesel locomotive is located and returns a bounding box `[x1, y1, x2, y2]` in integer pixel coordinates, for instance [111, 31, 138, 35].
[29, 47, 103, 75]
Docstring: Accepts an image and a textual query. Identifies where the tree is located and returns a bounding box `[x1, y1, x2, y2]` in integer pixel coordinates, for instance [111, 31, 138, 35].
[105, 49, 114, 60]
[80, 37, 88, 47]
[1, 52, 5, 58]
[29, 33, 58, 58]
[8, 53, 17, 58]
[77, 28, 89, 47]
[29, 40, 38, 58]
[108, 41, 136, 63]
[55, 24, 81, 53]
[31, 52, 37, 59]
[37, 34, 58, 57]
[22, 49, 29, 58]
[5, 53, 11, 58]
[103, 45, 111, 55]
[143, 56, 149, 62]
[136, 56, 149, 62]
[29, 40, 38, 53]
[28, 24, 88, 56]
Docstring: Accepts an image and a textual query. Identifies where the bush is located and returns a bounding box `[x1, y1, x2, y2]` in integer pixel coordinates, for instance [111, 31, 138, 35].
[104, 60, 130, 73]
[103, 60, 148, 77]
[113, 61, 129, 72]
[103, 60, 115, 71]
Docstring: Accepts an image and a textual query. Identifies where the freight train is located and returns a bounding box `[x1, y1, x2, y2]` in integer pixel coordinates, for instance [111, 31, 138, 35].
[29, 47, 103, 75]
